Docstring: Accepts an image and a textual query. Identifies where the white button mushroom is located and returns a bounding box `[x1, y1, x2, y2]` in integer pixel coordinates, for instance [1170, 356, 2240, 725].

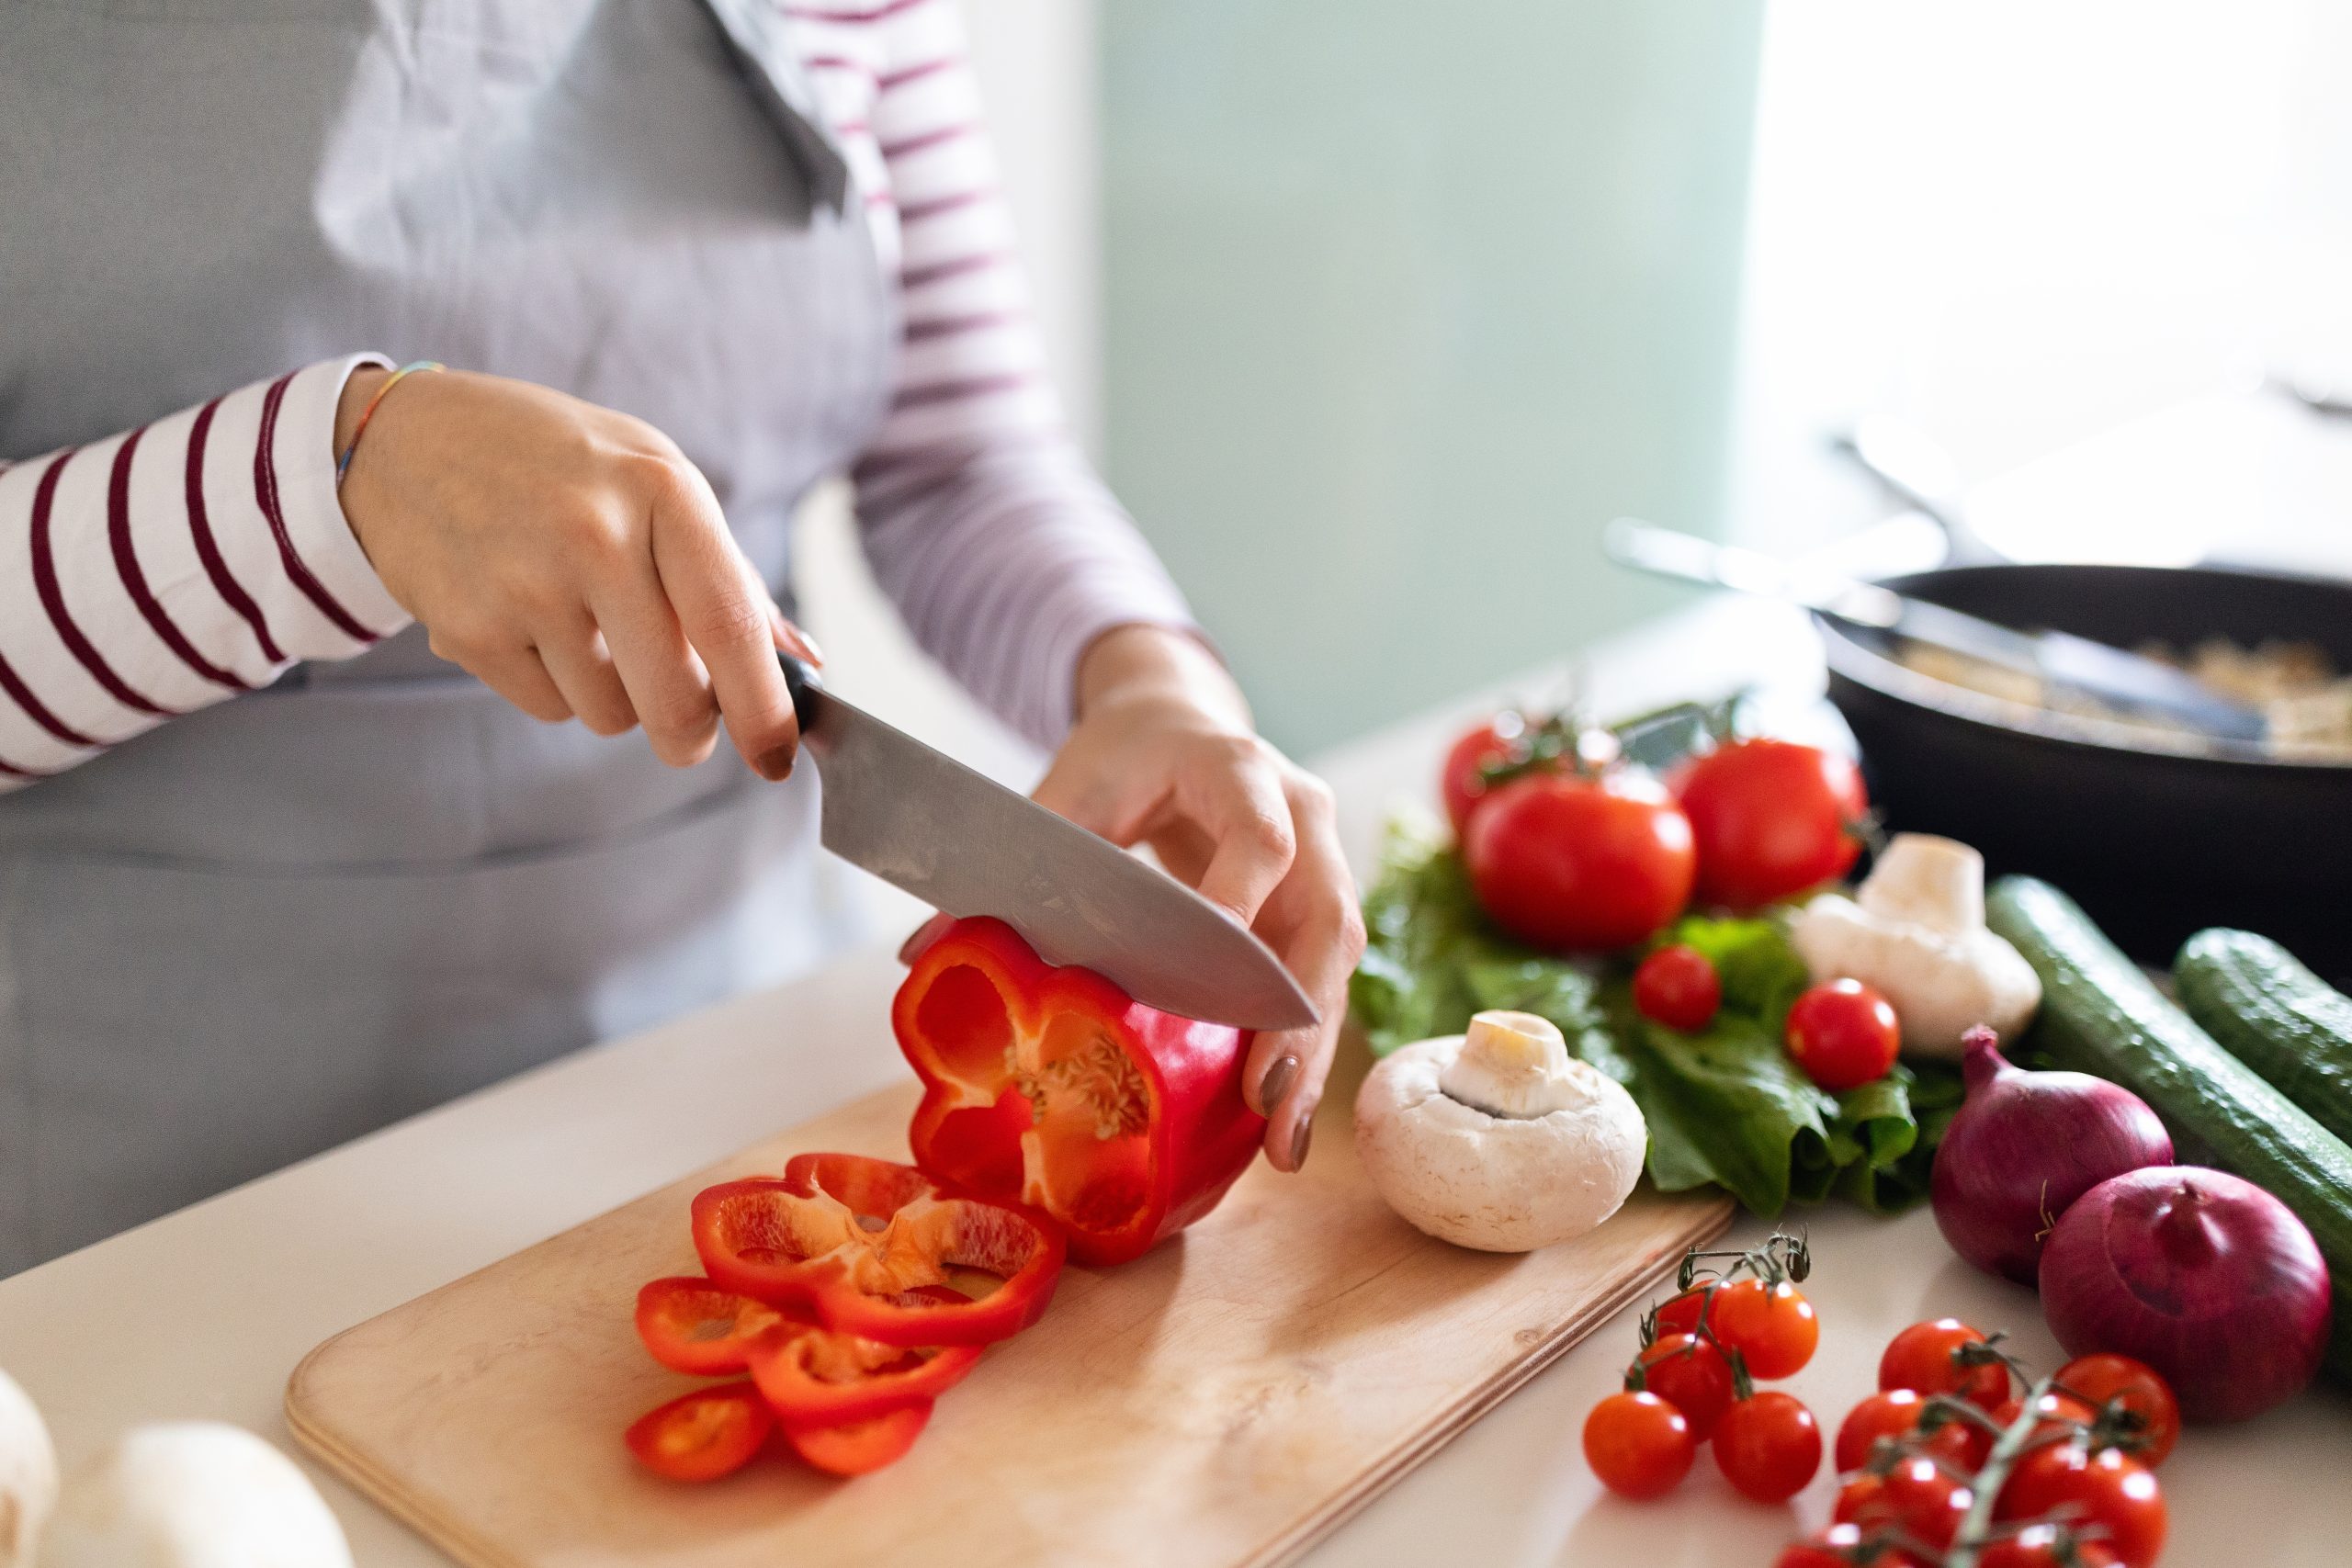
[44, 1422, 354, 1568]
[0, 1366, 57, 1568]
[1353, 1010, 1648, 1253]
[1789, 833, 2041, 1057]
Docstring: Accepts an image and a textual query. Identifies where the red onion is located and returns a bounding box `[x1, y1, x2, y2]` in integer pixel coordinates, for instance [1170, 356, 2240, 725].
[2041, 1166, 2331, 1422]
[1930, 1028, 2172, 1283]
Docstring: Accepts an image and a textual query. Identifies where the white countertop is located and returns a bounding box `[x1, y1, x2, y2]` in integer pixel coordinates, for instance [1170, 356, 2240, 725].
[4, 597, 2346, 1564]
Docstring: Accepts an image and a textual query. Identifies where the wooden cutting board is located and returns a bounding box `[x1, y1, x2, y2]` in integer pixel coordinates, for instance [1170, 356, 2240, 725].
[288, 1071, 1731, 1568]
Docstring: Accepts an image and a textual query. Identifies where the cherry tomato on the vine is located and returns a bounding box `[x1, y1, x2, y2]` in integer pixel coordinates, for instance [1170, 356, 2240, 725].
[1833, 1387, 1989, 1474]
[1631, 1334, 1733, 1441]
[1773, 1524, 1925, 1568]
[1976, 1523, 2122, 1568]
[1779, 1523, 1928, 1568]
[1441, 714, 1537, 837]
[1988, 1389, 2098, 1450]
[1651, 1284, 1718, 1341]
[1879, 1319, 2010, 1410]
[1671, 737, 1868, 912]
[1785, 979, 1901, 1091]
[1633, 944, 1723, 1032]
[1834, 1453, 1973, 1555]
[1655, 1278, 1816, 1380]
[1583, 1391, 1693, 1499]
[2053, 1353, 2181, 1467]
[1464, 768, 1696, 953]
[1714, 1392, 1821, 1503]
[1996, 1442, 2165, 1568]
[1711, 1279, 1817, 1379]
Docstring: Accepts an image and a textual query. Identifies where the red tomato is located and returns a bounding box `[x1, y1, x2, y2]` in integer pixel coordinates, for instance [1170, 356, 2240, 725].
[1977, 1523, 2122, 1568]
[1996, 1443, 2165, 1568]
[1633, 944, 1723, 1032]
[782, 1404, 931, 1477]
[624, 1382, 775, 1483]
[1651, 1283, 1718, 1341]
[2054, 1354, 2181, 1467]
[1713, 1392, 1822, 1503]
[1463, 769, 1695, 953]
[1710, 1279, 1818, 1379]
[1834, 1388, 1989, 1474]
[1834, 1453, 1974, 1554]
[1583, 1391, 1694, 1499]
[1672, 737, 1868, 911]
[1442, 714, 1536, 837]
[1631, 1334, 1734, 1440]
[1775, 1524, 1924, 1568]
[1785, 979, 1901, 1091]
[1879, 1319, 2011, 1409]
[1988, 1390, 2098, 1450]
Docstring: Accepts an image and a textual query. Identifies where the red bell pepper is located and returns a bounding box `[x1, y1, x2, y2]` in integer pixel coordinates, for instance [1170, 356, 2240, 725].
[891, 915, 1265, 1267]
[635, 1272, 982, 1428]
[745, 1316, 980, 1431]
[690, 1152, 1064, 1347]
[623, 1382, 774, 1483]
[784, 1404, 932, 1477]
[634, 1277, 794, 1376]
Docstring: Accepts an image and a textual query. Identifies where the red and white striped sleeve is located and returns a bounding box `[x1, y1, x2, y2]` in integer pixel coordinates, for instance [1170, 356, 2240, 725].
[0, 355, 412, 790]
[788, 0, 1201, 751]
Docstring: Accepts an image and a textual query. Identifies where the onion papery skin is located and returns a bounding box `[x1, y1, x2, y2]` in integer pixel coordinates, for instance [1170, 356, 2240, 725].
[1931, 1029, 2173, 1283]
[2041, 1166, 2332, 1423]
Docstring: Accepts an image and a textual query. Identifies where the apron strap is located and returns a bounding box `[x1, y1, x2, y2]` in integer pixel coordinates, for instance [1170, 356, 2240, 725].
[695, 0, 854, 214]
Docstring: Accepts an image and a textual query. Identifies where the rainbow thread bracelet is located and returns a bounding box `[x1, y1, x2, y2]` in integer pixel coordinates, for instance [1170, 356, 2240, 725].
[335, 361, 445, 489]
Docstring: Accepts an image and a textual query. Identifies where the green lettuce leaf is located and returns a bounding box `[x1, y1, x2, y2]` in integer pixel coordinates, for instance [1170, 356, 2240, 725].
[1346, 818, 1951, 1217]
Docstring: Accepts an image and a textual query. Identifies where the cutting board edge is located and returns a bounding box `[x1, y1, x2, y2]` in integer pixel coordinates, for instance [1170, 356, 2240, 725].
[1241, 1191, 1735, 1568]
[289, 1384, 530, 1568]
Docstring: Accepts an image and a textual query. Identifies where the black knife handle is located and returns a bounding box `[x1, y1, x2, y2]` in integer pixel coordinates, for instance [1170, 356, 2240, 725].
[778, 651, 824, 734]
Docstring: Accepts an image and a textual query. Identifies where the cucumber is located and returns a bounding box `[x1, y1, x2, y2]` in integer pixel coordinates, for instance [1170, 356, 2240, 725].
[2177, 929, 2352, 1148]
[1985, 876, 2352, 1376]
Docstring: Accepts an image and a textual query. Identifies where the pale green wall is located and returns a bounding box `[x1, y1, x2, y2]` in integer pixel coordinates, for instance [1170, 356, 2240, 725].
[1102, 1, 1764, 753]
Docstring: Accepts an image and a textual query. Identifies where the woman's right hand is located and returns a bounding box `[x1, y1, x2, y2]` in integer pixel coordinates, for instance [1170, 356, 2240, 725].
[334, 366, 815, 779]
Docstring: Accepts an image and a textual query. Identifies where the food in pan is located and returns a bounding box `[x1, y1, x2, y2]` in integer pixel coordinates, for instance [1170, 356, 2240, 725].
[1895, 636, 2352, 759]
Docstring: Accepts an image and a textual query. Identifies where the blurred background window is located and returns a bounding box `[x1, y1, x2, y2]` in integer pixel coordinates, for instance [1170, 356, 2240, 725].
[802, 0, 2352, 767]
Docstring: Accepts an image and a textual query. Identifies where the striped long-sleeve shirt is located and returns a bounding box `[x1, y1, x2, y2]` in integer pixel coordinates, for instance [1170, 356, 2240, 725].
[0, 0, 1192, 790]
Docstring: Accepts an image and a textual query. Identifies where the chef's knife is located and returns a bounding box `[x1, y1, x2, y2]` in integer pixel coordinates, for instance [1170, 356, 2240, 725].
[1605, 519, 2267, 743]
[776, 655, 1319, 1032]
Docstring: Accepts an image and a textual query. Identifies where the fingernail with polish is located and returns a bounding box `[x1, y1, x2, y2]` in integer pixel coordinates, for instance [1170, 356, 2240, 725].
[1288, 1113, 1314, 1172]
[1255, 1053, 1299, 1116]
[755, 742, 797, 782]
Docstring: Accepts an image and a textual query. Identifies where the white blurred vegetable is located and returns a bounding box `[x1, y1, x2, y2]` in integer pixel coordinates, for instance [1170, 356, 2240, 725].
[1355, 1010, 1646, 1252]
[0, 1366, 57, 1568]
[1790, 833, 2041, 1056]
[45, 1422, 351, 1568]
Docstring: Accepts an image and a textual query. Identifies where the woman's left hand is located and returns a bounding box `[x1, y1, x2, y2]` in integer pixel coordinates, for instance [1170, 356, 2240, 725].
[1026, 625, 1365, 1174]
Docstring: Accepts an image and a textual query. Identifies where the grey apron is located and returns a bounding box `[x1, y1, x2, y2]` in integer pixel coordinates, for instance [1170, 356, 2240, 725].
[0, 0, 899, 1273]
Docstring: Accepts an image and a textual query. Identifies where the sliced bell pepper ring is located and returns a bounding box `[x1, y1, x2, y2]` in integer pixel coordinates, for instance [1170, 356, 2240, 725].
[745, 1314, 981, 1432]
[784, 1403, 932, 1477]
[690, 1151, 1064, 1347]
[635, 1277, 796, 1376]
[891, 915, 1265, 1267]
[624, 1382, 774, 1483]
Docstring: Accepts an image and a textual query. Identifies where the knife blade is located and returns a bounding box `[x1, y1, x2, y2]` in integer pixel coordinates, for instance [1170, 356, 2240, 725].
[1604, 519, 2267, 742]
[777, 656, 1319, 1032]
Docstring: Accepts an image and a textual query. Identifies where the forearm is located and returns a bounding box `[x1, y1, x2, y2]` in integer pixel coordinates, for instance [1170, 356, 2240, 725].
[0, 355, 408, 788]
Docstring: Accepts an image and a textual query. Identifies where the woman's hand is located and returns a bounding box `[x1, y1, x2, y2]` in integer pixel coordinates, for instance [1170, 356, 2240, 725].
[335, 366, 817, 778]
[1029, 625, 1365, 1173]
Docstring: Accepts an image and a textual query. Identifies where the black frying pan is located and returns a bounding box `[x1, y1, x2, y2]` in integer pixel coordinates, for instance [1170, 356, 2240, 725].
[1817, 563, 2352, 986]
